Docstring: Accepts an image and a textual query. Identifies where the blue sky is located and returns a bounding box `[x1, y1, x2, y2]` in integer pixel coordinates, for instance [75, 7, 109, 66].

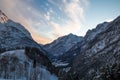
[83, 0, 120, 34]
[0, 0, 120, 44]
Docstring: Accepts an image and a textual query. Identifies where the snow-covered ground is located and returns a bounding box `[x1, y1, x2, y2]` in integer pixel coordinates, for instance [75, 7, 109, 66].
[0, 50, 58, 80]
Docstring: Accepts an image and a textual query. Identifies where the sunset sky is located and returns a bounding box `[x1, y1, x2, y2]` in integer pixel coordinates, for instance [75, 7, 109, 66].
[0, 0, 120, 44]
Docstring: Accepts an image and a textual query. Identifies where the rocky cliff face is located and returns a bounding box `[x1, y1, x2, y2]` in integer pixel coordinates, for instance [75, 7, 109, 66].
[0, 10, 8, 23]
[61, 16, 120, 80]
[59, 22, 110, 64]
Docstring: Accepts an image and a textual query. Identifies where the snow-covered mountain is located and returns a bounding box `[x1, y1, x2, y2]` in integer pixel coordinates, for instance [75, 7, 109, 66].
[1, 10, 120, 80]
[58, 22, 110, 64]
[43, 34, 83, 78]
[60, 16, 120, 80]
[0, 10, 46, 54]
[0, 10, 58, 80]
[43, 33, 83, 58]
[43, 21, 111, 76]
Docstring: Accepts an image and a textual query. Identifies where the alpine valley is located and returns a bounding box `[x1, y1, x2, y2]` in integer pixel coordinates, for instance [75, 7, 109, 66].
[0, 10, 120, 80]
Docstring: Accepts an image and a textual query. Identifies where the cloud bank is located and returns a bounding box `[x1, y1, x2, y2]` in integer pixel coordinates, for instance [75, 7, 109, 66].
[0, 0, 88, 44]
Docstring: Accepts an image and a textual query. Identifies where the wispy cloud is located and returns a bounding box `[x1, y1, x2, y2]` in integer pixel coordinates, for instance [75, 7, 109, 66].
[0, 0, 89, 44]
[49, 0, 88, 38]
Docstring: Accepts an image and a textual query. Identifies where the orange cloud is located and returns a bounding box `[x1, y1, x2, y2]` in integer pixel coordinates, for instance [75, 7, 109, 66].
[0, 0, 88, 44]
[31, 34, 52, 44]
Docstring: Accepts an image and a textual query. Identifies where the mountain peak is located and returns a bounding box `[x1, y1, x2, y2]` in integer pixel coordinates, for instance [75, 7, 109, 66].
[43, 34, 83, 57]
[0, 10, 8, 23]
[67, 33, 74, 36]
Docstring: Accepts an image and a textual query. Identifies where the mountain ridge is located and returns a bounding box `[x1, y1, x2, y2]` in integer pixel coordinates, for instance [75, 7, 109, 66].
[60, 15, 120, 80]
[43, 33, 83, 59]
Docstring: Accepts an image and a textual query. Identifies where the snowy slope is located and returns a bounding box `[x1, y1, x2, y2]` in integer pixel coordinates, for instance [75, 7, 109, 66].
[0, 50, 58, 80]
